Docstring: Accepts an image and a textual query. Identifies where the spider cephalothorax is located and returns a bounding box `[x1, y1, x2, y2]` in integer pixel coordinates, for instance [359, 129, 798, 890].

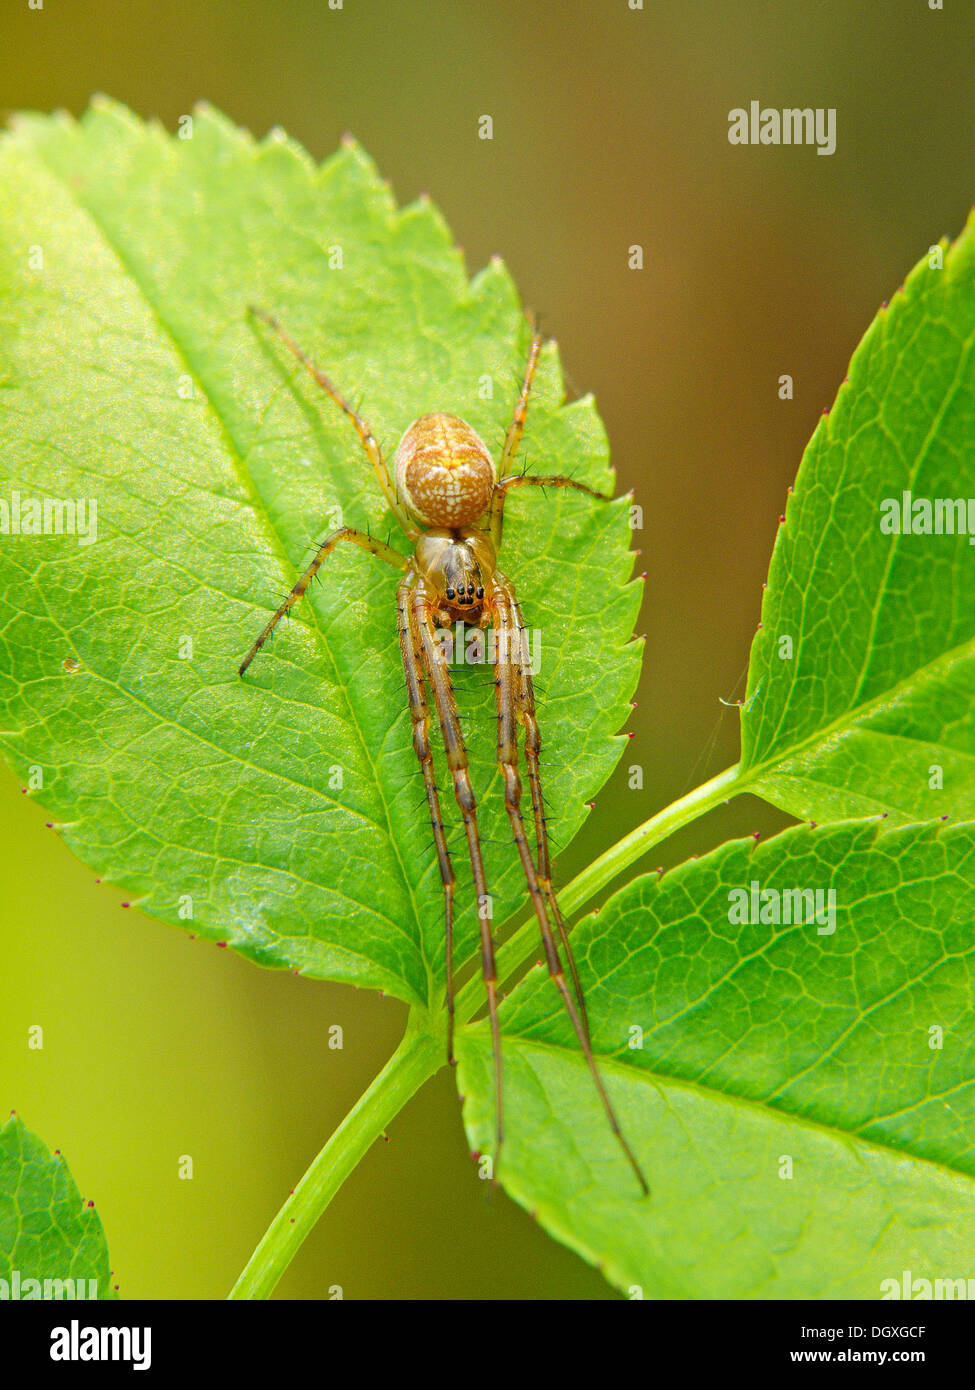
[415, 527, 495, 621]
[239, 305, 648, 1196]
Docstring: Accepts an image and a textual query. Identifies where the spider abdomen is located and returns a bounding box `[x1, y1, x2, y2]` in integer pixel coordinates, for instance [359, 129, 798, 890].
[394, 412, 496, 528]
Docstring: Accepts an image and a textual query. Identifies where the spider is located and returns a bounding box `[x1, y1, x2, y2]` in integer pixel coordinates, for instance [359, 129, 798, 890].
[240, 305, 648, 1196]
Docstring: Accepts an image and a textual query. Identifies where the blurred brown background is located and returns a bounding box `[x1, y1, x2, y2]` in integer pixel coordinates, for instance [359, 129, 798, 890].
[1, 0, 973, 1299]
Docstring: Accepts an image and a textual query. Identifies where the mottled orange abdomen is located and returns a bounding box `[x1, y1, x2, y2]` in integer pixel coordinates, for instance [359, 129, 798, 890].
[394, 412, 496, 528]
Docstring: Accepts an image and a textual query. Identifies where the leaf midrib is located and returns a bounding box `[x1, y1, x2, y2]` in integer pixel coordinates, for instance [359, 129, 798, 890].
[848, 318, 975, 709]
[497, 1033, 974, 1182]
[755, 265, 975, 760]
[741, 631, 975, 789]
[28, 144, 434, 1005]
[15, 583, 417, 949]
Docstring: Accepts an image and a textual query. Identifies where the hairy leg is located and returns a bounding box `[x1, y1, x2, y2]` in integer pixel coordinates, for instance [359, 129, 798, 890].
[497, 322, 542, 483]
[491, 576, 648, 1195]
[248, 305, 418, 537]
[397, 573, 458, 1061]
[490, 472, 611, 550]
[502, 583, 590, 1036]
[413, 583, 505, 1167]
[238, 526, 407, 675]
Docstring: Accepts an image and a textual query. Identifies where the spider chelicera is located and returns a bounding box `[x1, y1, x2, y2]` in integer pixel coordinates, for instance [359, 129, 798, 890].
[240, 305, 648, 1195]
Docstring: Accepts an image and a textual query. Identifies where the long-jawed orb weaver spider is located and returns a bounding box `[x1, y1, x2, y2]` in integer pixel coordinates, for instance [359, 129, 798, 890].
[239, 305, 648, 1196]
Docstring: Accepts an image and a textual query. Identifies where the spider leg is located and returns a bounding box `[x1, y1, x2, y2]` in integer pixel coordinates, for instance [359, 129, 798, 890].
[248, 305, 419, 539]
[497, 321, 541, 482]
[504, 587, 590, 1040]
[491, 576, 649, 1196]
[490, 472, 612, 551]
[413, 582, 505, 1169]
[238, 527, 407, 675]
[397, 573, 458, 1063]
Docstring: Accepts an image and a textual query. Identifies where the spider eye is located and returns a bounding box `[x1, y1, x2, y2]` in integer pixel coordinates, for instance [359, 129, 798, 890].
[476, 586, 484, 599]
[467, 585, 475, 597]
[445, 586, 456, 600]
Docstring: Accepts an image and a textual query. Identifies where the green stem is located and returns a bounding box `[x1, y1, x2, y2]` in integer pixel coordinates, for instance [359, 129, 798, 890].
[228, 1012, 443, 1300]
[230, 762, 744, 1297]
[455, 761, 744, 1022]
[560, 762, 743, 915]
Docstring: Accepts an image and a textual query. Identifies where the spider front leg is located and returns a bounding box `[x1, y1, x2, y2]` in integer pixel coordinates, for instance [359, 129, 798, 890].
[489, 473, 612, 550]
[238, 527, 408, 675]
[501, 584, 590, 1040]
[491, 576, 649, 1196]
[397, 574, 458, 1064]
[411, 581, 505, 1166]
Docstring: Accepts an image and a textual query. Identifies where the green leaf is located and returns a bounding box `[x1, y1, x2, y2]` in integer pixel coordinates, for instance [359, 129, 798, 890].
[457, 819, 975, 1298]
[0, 1115, 115, 1299]
[0, 101, 641, 1007]
[739, 220, 975, 826]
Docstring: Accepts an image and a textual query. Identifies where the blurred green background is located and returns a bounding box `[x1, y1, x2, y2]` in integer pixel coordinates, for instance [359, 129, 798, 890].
[1, 0, 973, 1300]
